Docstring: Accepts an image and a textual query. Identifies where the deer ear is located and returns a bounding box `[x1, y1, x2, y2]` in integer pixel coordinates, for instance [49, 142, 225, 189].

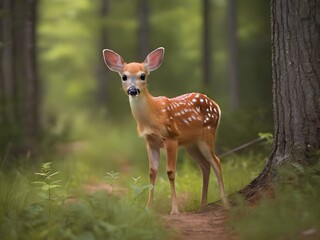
[143, 47, 165, 72]
[103, 49, 125, 73]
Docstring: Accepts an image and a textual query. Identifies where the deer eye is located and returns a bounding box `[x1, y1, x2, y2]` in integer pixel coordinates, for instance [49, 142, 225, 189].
[140, 73, 146, 80]
[122, 75, 127, 81]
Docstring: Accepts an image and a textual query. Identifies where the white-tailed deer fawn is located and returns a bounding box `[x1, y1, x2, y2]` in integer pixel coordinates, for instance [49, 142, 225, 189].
[103, 47, 228, 214]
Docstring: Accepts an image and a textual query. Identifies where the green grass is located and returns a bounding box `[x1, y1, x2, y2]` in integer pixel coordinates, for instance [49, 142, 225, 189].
[0, 112, 269, 239]
[0, 148, 265, 239]
[229, 161, 320, 240]
[0, 163, 172, 240]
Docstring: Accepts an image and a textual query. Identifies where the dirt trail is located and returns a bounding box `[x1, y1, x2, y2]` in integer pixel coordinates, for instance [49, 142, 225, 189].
[163, 205, 238, 240]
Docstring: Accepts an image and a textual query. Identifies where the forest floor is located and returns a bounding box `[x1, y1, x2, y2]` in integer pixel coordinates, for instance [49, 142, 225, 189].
[163, 204, 238, 240]
[85, 182, 238, 240]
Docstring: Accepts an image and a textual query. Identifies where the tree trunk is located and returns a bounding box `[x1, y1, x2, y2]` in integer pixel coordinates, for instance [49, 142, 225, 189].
[96, 0, 109, 108]
[137, 0, 150, 61]
[227, 0, 240, 110]
[242, 0, 320, 197]
[202, 0, 211, 86]
[0, 0, 40, 156]
[24, 0, 39, 152]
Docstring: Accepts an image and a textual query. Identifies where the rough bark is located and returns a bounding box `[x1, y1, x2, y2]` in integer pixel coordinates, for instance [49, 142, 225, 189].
[202, 0, 211, 86]
[241, 0, 320, 197]
[227, 0, 240, 110]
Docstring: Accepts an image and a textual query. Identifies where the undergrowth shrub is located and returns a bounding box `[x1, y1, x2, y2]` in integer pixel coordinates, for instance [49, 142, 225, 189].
[229, 161, 320, 240]
[0, 163, 171, 240]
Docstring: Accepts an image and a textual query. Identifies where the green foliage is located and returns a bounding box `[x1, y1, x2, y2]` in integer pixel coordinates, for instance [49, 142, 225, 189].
[33, 162, 62, 192]
[0, 162, 171, 240]
[33, 162, 64, 215]
[0, 172, 31, 220]
[229, 162, 320, 240]
[129, 176, 153, 204]
[0, 192, 170, 240]
[258, 132, 273, 144]
[104, 170, 119, 192]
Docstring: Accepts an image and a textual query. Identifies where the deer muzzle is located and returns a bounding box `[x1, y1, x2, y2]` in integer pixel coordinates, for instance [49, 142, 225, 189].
[127, 86, 140, 96]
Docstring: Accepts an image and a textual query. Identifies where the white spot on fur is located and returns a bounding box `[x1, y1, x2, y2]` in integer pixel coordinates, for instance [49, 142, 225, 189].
[200, 99, 204, 103]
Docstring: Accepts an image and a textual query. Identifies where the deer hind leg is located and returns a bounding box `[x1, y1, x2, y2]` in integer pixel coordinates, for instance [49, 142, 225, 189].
[198, 142, 229, 208]
[164, 139, 179, 214]
[146, 143, 160, 209]
[186, 145, 210, 208]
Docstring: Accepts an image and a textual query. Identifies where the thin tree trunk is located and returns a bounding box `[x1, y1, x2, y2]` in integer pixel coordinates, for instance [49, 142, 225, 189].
[227, 0, 239, 110]
[96, 0, 109, 107]
[203, 0, 211, 86]
[241, 0, 320, 197]
[1, 0, 15, 124]
[24, 0, 39, 151]
[137, 0, 150, 60]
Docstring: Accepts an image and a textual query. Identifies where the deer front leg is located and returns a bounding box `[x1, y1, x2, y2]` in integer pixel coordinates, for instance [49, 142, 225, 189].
[146, 142, 160, 209]
[164, 139, 179, 214]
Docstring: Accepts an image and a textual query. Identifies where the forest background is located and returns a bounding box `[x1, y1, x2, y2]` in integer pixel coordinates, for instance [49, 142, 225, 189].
[0, 0, 288, 239]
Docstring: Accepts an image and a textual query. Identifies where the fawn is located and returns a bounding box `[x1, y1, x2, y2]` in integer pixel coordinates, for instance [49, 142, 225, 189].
[102, 47, 228, 214]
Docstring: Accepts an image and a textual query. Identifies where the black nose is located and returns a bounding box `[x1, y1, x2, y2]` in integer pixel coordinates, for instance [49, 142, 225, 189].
[127, 86, 140, 96]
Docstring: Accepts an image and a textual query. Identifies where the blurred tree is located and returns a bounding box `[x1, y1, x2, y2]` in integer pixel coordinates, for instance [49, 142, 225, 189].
[0, 0, 39, 156]
[236, 0, 271, 109]
[137, 0, 150, 60]
[242, 0, 320, 196]
[202, 0, 211, 86]
[227, 0, 239, 110]
[96, 0, 109, 108]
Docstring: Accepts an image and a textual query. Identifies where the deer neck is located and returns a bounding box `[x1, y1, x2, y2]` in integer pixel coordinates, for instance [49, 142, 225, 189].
[129, 90, 159, 128]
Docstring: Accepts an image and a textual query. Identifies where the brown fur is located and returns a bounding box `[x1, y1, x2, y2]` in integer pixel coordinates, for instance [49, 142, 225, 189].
[103, 48, 228, 214]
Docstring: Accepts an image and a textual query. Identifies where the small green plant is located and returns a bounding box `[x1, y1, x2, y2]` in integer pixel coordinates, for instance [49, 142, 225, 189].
[132, 176, 141, 184]
[129, 176, 152, 204]
[258, 132, 273, 144]
[104, 170, 119, 192]
[33, 162, 62, 214]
